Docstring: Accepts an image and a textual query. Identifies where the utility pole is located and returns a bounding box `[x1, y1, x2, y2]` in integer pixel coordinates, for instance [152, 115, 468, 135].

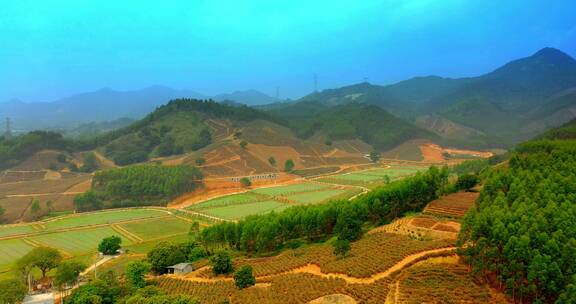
[275, 86, 280, 99]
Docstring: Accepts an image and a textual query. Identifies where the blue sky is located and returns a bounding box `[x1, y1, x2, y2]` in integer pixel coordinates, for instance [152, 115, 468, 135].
[1, 0, 575, 101]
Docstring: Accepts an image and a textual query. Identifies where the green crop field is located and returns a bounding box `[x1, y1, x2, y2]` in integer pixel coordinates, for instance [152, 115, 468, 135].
[43, 208, 168, 231]
[120, 217, 191, 241]
[187, 182, 358, 220]
[187, 192, 263, 211]
[252, 183, 329, 196]
[285, 189, 350, 205]
[202, 200, 292, 220]
[0, 239, 35, 272]
[315, 165, 428, 187]
[30, 226, 133, 255]
[0, 224, 38, 238]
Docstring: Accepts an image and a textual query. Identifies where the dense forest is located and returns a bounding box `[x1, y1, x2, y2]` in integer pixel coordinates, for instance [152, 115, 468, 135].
[74, 164, 202, 211]
[198, 166, 449, 253]
[458, 139, 576, 303]
[0, 131, 70, 169]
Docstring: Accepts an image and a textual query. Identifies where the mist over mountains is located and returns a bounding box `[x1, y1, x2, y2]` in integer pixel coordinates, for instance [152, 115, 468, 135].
[2, 47, 576, 147]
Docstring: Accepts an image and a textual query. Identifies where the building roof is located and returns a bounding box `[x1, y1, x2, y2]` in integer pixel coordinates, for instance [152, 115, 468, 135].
[168, 263, 192, 270]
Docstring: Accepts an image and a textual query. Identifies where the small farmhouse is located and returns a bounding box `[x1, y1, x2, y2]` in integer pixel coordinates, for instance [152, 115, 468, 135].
[167, 263, 193, 275]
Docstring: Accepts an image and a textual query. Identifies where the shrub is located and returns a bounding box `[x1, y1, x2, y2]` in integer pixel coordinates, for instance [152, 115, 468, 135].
[234, 265, 255, 289]
[98, 236, 122, 255]
[210, 251, 233, 275]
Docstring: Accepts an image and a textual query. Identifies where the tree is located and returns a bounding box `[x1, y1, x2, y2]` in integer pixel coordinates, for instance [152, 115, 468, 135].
[239, 140, 248, 149]
[0, 205, 5, 219]
[210, 250, 233, 275]
[17, 247, 63, 279]
[30, 198, 41, 214]
[74, 190, 103, 212]
[98, 236, 122, 255]
[0, 279, 27, 304]
[147, 242, 187, 274]
[195, 158, 206, 166]
[333, 238, 351, 258]
[126, 261, 150, 288]
[234, 265, 255, 289]
[268, 156, 276, 167]
[369, 151, 380, 163]
[54, 261, 86, 290]
[239, 177, 251, 187]
[80, 152, 99, 173]
[189, 221, 201, 237]
[57, 153, 67, 163]
[455, 174, 480, 191]
[284, 159, 295, 172]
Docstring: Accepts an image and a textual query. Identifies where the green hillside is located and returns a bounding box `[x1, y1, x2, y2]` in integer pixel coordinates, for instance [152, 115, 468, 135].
[272, 102, 437, 151]
[80, 99, 283, 165]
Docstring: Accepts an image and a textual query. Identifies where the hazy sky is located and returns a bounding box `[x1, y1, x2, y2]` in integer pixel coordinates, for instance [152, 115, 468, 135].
[1, 0, 575, 102]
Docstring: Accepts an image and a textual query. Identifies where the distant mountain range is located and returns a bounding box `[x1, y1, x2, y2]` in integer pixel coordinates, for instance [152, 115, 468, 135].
[3, 47, 575, 149]
[293, 47, 576, 147]
[0, 86, 280, 131]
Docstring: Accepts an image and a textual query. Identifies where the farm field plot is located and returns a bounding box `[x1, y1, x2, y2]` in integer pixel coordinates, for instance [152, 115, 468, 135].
[315, 165, 428, 187]
[201, 200, 291, 220]
[284, 188, 350, 205]
[194, 231, 454, 279]
[0, 239, 35, 272]
[119, 217, 191, 240]
[396, 261, 495, 303]
[424, 192, 479, 218]
[0, 224, 38, 238]
[187, 182, 358, 220]
[252, 183, 329, 196]
[187, 192, 263, 211]
[30, 226, 133, 255]
[42, 208, 168, 231]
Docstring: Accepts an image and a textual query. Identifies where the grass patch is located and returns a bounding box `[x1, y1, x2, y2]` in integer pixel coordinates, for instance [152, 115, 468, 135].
[120, 217, 191, 241]
[43, 209, 168, 231]
[202, 201, 292, 220]
[30, 226, 133, 255]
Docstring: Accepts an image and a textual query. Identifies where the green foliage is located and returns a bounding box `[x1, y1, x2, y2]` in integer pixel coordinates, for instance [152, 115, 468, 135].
[239, 140, 248, 149]
[332, 238, 351, 258]
[67, 279, 123, 304]
[195, 158, 206, 166]
[80, 152, 99, 172]
[268, 156, 276, 166]
[199, 167, 448, 253]
[17, 246, 63, 278]
[91, 165, 202, 207]
[369, 151, 380, 163]
[126, 261, 151, 288]
[234, 265, 255, 289]
[0, 279, 27, 304]
[210, 250, 233, 275]
[454, 174, 480, 191]
[147, 242, 187, 274]
[48, 162, 58, 171]
[239, 177, 251, 187]
[450, 159, 490, 175]
[57, 153, 68, 163]
[98, 236, 122, 255]
[0, 131, 70, 169]
[74, 190, 103, 212]
[54, 261, 86, 290]
[284, 159, 295, 172]
[458, 139, 576, 303]
[30, 198, 41, 214]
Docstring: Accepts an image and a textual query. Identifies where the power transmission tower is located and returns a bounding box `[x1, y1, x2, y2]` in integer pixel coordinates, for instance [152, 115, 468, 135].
[4, 117, 11, 138]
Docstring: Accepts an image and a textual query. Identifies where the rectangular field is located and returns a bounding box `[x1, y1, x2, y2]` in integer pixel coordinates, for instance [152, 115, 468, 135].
[0, 224, 38, 238]
[30, 226, 133, 255]
[284, 189, 350, 205]
[120, 217, 191, 241]
[201, 200, 292, 220]
[187, 192, 263, 211]
[43, 209, 168, 231]
[0, 239, 35, 272]
[315, 165, 428, 187]
[252, 183, 329, 196]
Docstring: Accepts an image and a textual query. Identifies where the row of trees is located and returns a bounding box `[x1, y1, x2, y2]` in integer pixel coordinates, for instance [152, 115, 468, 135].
[0, 131, 70, 169]
[198, 166, 449, 253]
[74, 164, 202, 212]
[458, 140, 576, 303]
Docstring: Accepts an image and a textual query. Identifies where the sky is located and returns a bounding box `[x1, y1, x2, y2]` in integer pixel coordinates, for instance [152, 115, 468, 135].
[1, 0, 575, 102]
